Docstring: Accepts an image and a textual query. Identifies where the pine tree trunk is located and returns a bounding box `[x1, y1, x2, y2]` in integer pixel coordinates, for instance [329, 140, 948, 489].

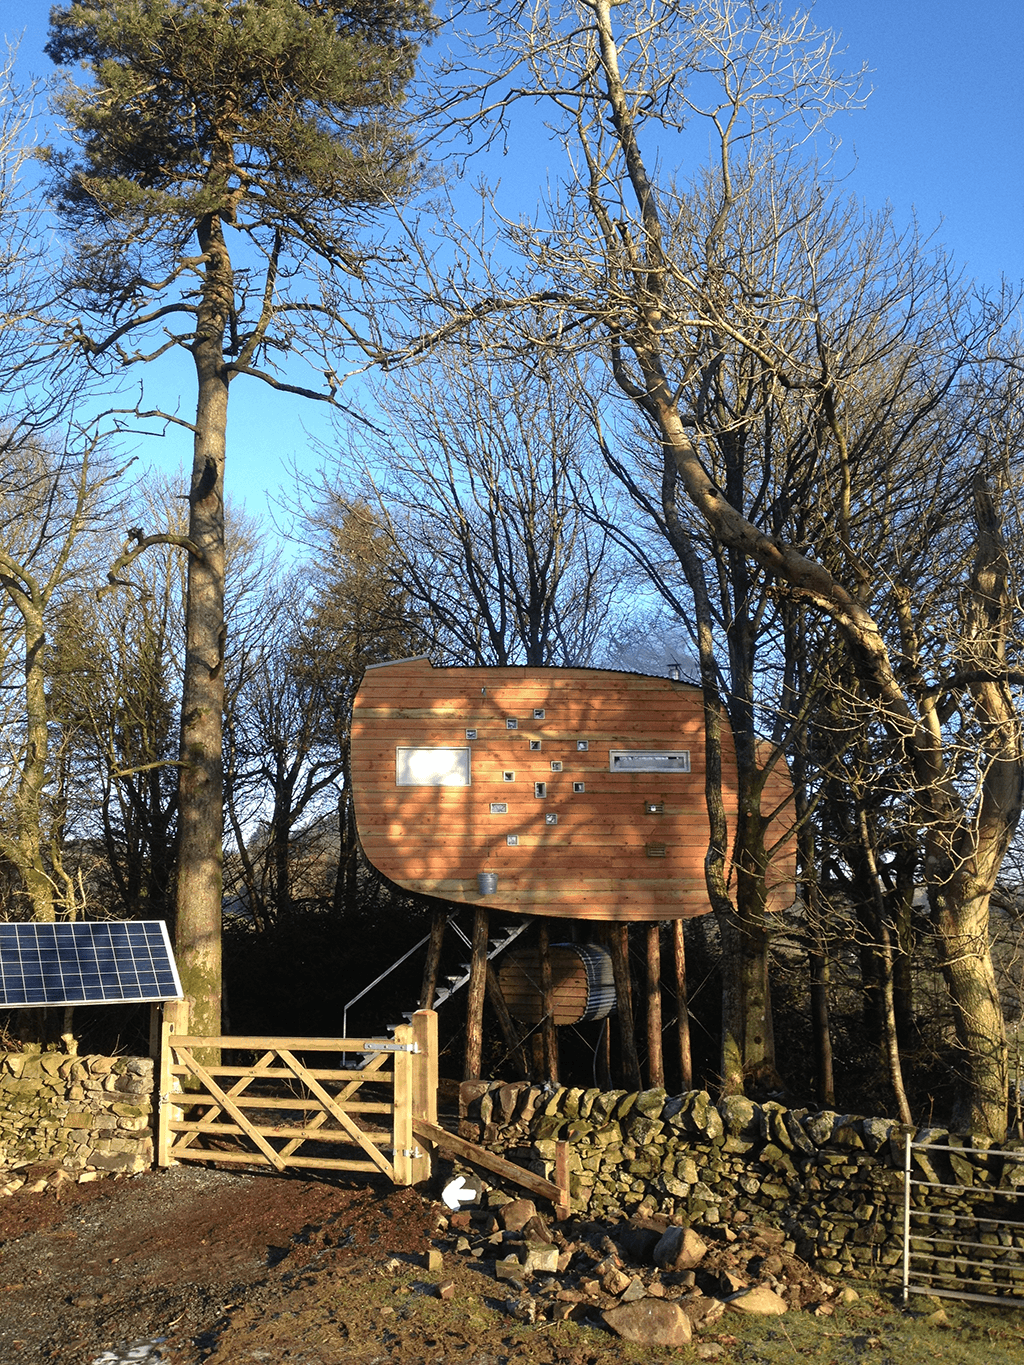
[174, 211, 231, 1044]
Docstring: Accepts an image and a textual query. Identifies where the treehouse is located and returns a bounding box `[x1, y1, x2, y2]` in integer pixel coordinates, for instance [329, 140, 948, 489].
[350, 657, 796, 922]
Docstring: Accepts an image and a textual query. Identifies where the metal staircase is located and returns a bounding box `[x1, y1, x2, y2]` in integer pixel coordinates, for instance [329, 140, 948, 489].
[340, 915, 531, 1062]
[404, 917, 530, 1016]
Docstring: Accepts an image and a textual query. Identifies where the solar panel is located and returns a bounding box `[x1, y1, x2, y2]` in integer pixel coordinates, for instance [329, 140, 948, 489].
[0, 921, 183, 1008]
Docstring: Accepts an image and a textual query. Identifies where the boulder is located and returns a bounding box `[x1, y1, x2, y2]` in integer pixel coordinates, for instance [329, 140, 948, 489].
[500, 1198, 537, 1232]
[602, 1299, 692, 1346]
[653, 1225, 708, 1271]
[727, 1285, 789, 1315]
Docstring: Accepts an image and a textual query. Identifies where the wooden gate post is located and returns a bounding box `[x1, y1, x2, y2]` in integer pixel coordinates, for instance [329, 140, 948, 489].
[392, 1022, 415, 1186]
[410, 1009, 438, 1184]
[157, 999, 189, 1167]
[157, 1018, 173, 1168]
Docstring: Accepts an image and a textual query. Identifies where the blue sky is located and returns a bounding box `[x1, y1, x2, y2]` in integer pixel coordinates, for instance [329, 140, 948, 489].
[5, 1, 1022, 514]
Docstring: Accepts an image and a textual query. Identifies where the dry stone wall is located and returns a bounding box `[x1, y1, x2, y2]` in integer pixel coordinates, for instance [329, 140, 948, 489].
[0, 1048, 154, 1186]
[459, 1082, 1024, 1284]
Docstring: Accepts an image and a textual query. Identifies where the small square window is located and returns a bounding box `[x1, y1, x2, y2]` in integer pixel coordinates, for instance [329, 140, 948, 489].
[506, 718, 518, 730]
[533, 708, 546, 719]
[550, 760, 563, 773]
[577, 740, 589, 751]
[545, 813, 558, 826]
[529, 739, 542, 751]
[534, 782, 547, 798]
[506, 834, 519, 846]
[503, 771, 515, 782]
[465, 728, 478, 740]
[573, 782, 586, 793]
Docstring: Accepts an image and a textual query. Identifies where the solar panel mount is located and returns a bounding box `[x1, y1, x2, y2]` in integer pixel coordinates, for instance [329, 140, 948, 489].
[0, 920, 183, 1009]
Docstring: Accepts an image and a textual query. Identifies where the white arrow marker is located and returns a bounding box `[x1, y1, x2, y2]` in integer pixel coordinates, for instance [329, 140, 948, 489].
[442, 1176, 478, 1210]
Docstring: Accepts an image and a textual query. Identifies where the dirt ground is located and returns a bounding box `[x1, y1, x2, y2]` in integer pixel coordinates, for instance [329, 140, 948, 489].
[0, 1164, 639, 1365]
[3, 1163, 1024, 1365]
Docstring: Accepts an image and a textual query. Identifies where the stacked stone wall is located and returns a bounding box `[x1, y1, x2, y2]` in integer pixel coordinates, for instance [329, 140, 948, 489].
[0, 1048, 154, 1183]
[460, 1082, 1024, 1284]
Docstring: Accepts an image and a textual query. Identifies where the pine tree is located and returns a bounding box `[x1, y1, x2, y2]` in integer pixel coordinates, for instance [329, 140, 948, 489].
[45, 0, 430, 1037]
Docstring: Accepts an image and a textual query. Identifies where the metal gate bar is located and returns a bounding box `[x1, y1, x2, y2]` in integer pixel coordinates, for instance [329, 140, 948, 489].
[903, 1132, 1024, 1306]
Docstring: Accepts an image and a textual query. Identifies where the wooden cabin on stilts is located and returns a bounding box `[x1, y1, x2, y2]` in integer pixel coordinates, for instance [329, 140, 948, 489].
[350, 658, 797, 1090]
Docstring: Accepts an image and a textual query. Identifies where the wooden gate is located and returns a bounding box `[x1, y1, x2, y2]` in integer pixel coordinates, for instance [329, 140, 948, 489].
[157, 1009, 437, 1186]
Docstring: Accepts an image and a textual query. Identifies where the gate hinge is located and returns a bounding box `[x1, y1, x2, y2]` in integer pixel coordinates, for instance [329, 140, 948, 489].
[362, 1042, 419, 1053]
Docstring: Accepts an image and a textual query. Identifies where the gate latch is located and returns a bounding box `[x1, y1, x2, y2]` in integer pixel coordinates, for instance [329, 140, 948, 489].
[361, 1042, 419, 1053]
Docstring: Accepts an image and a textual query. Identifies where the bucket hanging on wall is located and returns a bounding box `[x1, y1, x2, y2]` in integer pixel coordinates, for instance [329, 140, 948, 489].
[498, 943, 617, 1026]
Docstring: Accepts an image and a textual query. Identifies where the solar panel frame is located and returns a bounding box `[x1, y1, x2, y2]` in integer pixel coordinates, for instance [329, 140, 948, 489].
[0, 921, 183, 1008]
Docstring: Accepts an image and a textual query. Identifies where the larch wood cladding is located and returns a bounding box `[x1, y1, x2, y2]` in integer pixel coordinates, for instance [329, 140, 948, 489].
[350, 658, 797, 922]
[498, 947, 592, 1027]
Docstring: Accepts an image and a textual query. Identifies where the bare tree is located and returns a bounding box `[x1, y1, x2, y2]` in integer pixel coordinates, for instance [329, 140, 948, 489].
[0, 440, 125, 920]
[368, 0, 1023, 1134]
[327, 336, 626, 667]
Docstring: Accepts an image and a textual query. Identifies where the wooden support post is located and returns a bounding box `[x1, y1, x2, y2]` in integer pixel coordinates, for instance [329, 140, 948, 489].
[597, 1017, 613, 1091]
[464, 906, 489, 1080]
[538, 920, 559, 1084]
[646, 923, 664, 1088]
[609, 923, 642, 1091]
[673, 918, 693, 1091]
[419, 908, 447, 1009]
[409, 1009, 438, 1184]
[485, 961, 531, 1079]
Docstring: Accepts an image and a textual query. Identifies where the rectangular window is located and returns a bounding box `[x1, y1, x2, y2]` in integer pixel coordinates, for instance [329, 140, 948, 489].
[395, 747, 471, 786]
[609, 750, 690, 773]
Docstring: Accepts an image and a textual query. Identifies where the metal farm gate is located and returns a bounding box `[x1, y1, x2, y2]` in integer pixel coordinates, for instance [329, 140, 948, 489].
[903, 1132, 1024, 1306]
[157, 1009, 437, 1185]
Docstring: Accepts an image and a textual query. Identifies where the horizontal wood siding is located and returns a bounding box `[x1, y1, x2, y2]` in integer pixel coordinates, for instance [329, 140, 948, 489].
[352, 660, 797, 922]
[498, 947, 591, 1026]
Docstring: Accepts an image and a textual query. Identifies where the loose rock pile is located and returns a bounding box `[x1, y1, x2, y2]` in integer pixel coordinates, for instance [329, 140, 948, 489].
[433, 1191, 856, 1347]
